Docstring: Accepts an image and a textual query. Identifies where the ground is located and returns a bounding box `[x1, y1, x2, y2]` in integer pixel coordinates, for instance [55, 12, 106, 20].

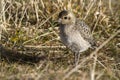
[0, 0, 120, 80]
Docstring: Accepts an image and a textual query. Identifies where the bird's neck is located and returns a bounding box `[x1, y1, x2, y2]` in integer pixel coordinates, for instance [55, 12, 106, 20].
[59, 24, 75, 35]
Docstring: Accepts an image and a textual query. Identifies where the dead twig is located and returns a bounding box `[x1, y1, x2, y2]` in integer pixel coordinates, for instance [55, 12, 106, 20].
[24, 45, 66, 49]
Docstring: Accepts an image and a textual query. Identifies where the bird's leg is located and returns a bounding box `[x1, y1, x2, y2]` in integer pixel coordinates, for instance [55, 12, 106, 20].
[77, 52, 81, 64]
[74, 52, 80, 66]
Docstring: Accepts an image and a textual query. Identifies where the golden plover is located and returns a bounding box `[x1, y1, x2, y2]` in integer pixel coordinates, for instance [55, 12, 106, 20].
[58, 10, 96, 65]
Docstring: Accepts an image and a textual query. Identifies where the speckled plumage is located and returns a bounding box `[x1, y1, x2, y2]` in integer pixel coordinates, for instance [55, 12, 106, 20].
[58, 10, 96, 65]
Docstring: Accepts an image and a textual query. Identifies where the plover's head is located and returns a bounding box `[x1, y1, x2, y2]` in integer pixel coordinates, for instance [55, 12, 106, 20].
[58, 10, 76, 25]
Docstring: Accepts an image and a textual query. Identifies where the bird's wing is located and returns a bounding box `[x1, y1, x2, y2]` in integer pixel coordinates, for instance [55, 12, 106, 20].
[75, 19, 96, 47]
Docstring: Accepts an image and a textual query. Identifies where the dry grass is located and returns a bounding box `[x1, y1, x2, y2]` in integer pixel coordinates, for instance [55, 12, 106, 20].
[0, 0, 120, 80]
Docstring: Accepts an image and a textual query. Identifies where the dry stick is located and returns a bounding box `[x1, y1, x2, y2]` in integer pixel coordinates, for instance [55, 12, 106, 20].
[38, 11, 59, 29]
[109, 0, 113, 15]
[0, 0, 6, 40]
[63, 30, 120, 80]
[92, 15, 101, 34]
[18, 6, 28, 28]
[83, 0, 96, 20]
[24, 45, 66, 49]
[39, 11, 59, 38]
[92, 0, 102, 34]
[40, 0, 45, 9]
[34, 0, 39, 22]
[96, 69, 105, 80]
[91, 55, 97, 80]
[23, 31, 55, 45]
[36, 64, 49, 80]
[42, 37, 59, 45]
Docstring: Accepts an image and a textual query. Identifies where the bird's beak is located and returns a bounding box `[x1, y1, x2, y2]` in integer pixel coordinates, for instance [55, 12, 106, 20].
[58, 18, 62, 23]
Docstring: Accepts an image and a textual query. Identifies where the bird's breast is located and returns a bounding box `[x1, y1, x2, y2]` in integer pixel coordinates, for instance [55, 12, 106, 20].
[59, 25, 91, 52]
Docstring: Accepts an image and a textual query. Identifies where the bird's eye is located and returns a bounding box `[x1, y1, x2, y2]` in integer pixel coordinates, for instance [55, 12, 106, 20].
[64, 17, 67, 19]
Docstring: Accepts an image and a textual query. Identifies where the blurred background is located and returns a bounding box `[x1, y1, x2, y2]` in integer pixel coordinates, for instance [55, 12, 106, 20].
[0, 0, 120, 80]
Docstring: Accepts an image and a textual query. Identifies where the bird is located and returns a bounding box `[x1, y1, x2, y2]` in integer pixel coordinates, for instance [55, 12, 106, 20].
[58, 10, 96, 65]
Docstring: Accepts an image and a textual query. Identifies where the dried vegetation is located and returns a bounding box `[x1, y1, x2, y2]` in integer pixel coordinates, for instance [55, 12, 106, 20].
[0, 0, 120, 80]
